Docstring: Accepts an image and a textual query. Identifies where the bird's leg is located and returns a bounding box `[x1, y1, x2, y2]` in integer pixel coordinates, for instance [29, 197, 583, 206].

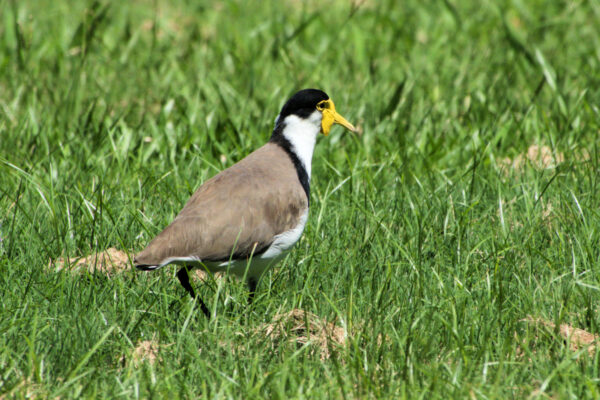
[177, 267, 210, 318]
[247, 277, 258, 305]
[177, 267, 196, 298]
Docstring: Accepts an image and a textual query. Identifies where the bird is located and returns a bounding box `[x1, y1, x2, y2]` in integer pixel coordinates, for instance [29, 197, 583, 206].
[134, 89, 356, 317]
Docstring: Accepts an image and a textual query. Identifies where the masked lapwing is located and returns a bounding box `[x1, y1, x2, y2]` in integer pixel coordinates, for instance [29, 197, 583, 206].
[134, 89, 356, 317]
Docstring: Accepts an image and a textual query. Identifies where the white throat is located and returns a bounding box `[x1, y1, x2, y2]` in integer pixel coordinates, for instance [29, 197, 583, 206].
[280, 111, 321, 177]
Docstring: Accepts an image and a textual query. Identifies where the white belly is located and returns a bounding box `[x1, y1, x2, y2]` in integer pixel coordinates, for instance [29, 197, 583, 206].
[204, 210, 309, 280]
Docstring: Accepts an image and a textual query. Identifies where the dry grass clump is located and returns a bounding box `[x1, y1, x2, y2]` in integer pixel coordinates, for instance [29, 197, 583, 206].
[130, 339, 161, 367]
[192, 269, 210, 281]
[518, 316, 598, 358]
[48, 248, 227, 283]
[49, 247, 130, 276]
[541, 201, 556, 230]
[119, 337, 162, 368]
[499, 145, 565, 173]
[0, 376, 52, 400]
[258, 308, 347, 360]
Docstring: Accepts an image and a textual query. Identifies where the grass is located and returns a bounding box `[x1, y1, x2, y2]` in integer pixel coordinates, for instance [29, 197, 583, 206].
[1, 0, 600, 397]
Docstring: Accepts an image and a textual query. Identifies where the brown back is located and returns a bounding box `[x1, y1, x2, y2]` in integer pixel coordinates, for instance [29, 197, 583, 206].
[134, 143, 308, 266]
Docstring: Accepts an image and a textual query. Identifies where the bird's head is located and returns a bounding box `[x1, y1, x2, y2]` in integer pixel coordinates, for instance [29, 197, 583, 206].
[275, 89, 356, 136]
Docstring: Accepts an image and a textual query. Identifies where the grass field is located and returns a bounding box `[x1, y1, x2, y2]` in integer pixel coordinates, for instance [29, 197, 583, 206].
[2, 0, 600, 398]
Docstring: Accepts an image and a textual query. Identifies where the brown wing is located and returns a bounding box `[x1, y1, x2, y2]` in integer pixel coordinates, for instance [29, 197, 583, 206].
[134, 143, 308, 267]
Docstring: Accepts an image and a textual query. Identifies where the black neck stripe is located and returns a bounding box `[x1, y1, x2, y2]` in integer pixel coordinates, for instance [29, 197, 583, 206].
[270, 126, 310, 206]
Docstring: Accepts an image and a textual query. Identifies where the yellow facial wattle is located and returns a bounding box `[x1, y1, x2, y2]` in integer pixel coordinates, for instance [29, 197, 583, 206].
[317, 99, 357, 135]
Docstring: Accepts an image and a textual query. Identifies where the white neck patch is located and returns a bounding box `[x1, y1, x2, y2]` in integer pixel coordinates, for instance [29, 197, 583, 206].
[280, 111, 321, 178]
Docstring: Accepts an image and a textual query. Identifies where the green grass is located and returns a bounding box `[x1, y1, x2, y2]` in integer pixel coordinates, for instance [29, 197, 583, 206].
[1, 0, 600, 397]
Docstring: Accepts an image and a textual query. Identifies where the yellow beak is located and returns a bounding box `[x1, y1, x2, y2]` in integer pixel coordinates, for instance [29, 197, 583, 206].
[320, 99, 357, 136]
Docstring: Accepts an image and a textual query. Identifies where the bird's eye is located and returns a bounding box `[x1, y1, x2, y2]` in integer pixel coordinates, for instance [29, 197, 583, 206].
[317, 101, 328, 110]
